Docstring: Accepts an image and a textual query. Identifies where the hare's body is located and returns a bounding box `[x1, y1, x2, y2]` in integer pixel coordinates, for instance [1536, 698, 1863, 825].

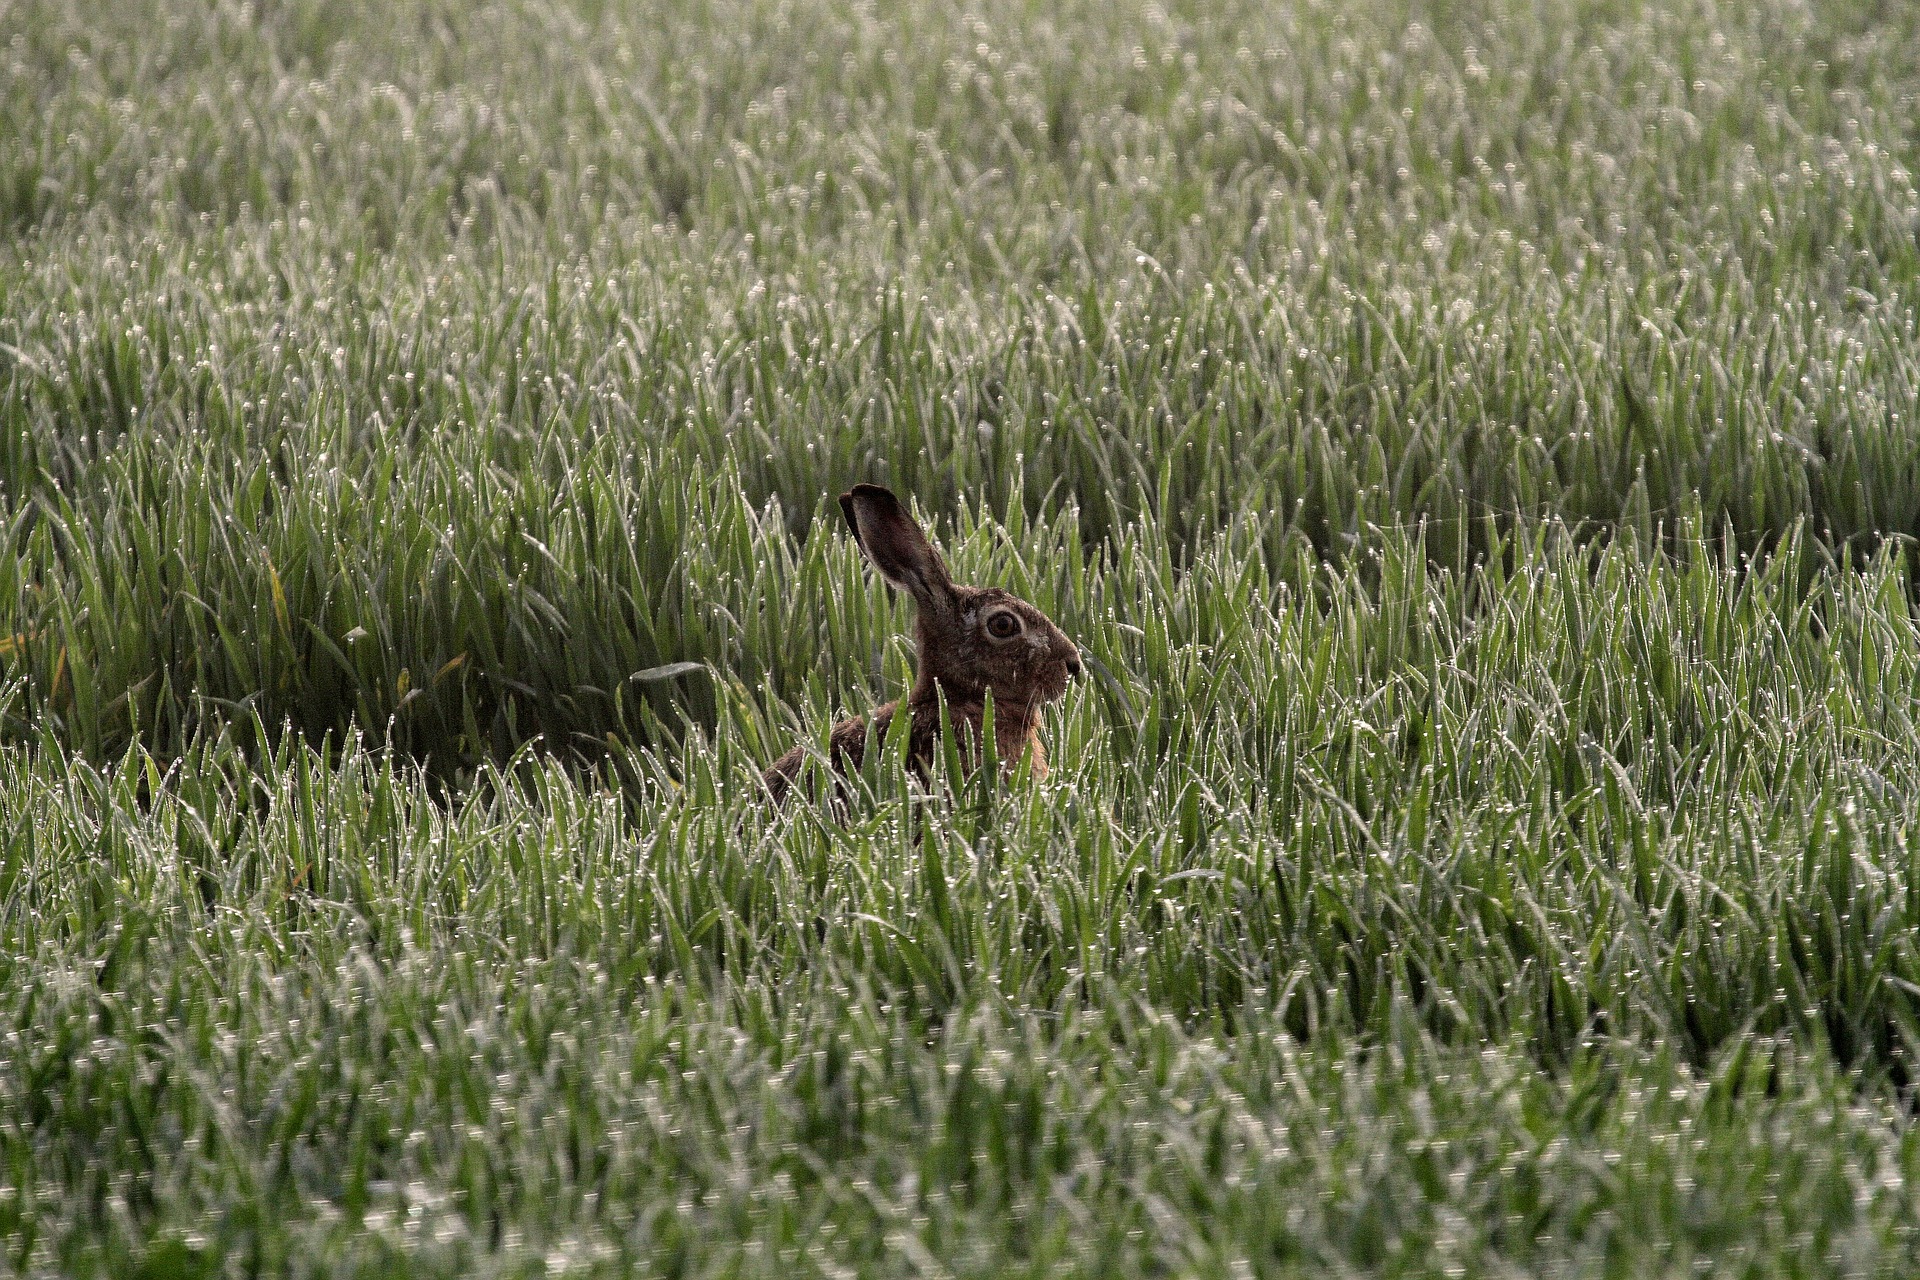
[762, 687, 1052, 801]
[763, 485, 1078, 802]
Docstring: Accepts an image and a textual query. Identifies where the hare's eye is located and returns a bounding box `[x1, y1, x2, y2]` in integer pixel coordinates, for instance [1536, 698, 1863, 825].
[986, 612, 1022, 640]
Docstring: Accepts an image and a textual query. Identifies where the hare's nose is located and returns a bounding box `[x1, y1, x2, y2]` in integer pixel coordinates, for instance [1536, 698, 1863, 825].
[1065, 649, 1083, 678]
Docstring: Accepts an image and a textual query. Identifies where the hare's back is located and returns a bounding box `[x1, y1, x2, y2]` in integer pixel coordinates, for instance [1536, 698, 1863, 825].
[761, 701, 901, 801]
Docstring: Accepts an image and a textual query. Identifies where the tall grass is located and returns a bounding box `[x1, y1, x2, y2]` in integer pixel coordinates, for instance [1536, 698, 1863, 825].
[5, 0, 1920, 765]
[6, 0, 1920, 1273]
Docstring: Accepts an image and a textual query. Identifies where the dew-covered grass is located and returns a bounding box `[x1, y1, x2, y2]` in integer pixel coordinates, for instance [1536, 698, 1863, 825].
[5, 0, 1920, 1274]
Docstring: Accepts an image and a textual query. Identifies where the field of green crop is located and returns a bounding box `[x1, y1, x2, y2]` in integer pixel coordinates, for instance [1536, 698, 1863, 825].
[5, 0, 1920, 1274]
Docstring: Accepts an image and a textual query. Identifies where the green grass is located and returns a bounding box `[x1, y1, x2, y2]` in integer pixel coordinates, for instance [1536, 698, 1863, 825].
[4, 0, 1920, 1274]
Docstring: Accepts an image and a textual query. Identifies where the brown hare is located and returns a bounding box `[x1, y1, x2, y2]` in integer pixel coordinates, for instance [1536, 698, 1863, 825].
[763, 484, 1081, 801]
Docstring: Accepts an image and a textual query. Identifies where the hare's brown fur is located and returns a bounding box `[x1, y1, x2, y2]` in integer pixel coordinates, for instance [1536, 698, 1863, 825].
[763, 485, 1079, 802]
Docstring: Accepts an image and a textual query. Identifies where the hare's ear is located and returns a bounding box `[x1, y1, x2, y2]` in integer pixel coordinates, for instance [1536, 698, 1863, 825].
[839, 484, 956, 614]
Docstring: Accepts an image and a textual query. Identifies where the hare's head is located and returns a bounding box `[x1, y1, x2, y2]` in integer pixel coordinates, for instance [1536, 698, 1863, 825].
[840, 484, 1081, 714]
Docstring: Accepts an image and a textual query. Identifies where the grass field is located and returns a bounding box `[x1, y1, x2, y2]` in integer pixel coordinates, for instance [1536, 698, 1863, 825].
[5, 0, 1920, 1274]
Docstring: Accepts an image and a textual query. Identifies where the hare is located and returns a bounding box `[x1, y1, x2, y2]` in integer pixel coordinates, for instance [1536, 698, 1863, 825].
[763, 484, 1081, 801]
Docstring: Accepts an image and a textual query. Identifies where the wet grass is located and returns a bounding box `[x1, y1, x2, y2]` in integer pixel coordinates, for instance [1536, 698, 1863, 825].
[4, 0, 1920, 1274]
